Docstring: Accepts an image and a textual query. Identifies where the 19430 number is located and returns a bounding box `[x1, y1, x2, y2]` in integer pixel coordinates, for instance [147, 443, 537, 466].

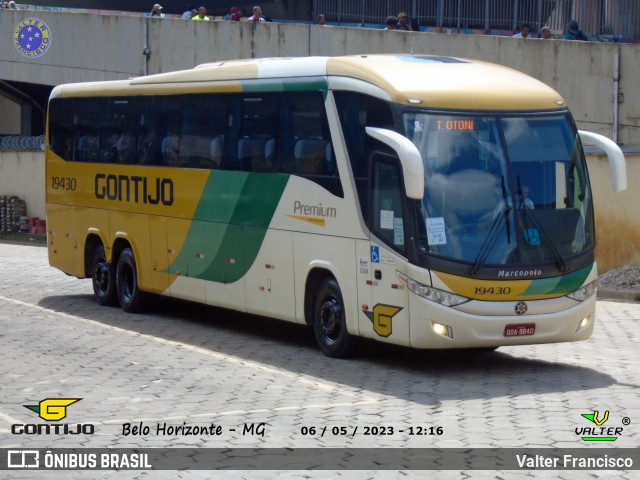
[474, 286, 511, 295]
[51, 176, 77, 191]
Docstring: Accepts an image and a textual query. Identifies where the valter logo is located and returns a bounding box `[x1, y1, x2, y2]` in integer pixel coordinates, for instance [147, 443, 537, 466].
[12, 398, 95, 435]
[575, 410, 629, 442]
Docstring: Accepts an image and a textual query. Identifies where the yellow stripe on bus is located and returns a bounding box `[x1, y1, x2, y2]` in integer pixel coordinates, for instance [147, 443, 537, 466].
[287, 215, 326, 227]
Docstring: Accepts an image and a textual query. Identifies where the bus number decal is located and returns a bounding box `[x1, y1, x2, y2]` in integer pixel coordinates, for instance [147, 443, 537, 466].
[474, 286, 512, 296]
[51, 176, 77, 191]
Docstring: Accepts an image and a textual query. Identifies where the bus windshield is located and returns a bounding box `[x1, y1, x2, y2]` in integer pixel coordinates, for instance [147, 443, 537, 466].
[404, 112, 594, 269]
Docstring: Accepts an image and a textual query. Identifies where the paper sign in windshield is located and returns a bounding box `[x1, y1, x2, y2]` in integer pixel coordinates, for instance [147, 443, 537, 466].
[427, 217, 447, 245]
[380, 210, 394, 230]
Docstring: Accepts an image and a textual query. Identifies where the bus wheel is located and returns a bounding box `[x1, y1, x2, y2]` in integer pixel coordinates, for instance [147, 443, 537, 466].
[313, 278, 354, 358]
[116, 247, 149, 313]
[91, 245, 117, 306]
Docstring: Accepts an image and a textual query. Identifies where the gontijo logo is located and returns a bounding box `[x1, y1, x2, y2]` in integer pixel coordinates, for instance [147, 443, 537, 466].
[12, 398, 95, 435]
[14, 18, 52, 58]
[24, 398, 81, 421]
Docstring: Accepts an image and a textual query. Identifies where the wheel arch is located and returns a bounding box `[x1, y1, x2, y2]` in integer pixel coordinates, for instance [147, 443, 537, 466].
[304, 267, 335, 327]
[303, 261, 356, 334]
[111, 235, 134, 270]
[84, 230, 108, 278]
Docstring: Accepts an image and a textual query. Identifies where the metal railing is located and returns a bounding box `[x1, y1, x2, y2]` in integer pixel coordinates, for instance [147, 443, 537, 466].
[0, 136, 45, 151]
[313, 0, 640, 40]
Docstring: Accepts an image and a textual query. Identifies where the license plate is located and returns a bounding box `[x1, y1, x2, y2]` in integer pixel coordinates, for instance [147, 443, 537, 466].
[504, 323, 535, 337]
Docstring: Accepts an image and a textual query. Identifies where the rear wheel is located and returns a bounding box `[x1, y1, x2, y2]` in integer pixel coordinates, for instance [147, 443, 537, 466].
[91, 245, 117, 306]
[116, 247, 150, 313]
[313, 278, 354, 358]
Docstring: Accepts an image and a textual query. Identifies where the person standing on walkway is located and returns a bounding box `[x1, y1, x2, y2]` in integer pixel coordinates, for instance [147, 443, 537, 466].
[192, 6, 210, 21]
[248, 6, 266, 23]
[513, 24, 531, 38]
[539, 26, 552, 39]
[563, 20, 589, 41]
[150, 4, 165, 18]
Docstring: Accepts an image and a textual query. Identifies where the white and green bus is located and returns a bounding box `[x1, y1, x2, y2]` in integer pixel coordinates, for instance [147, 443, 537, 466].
[46, 54, 626, 357]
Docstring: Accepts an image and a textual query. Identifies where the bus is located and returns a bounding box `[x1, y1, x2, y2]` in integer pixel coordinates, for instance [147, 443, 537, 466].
[46, 54, 626, 357]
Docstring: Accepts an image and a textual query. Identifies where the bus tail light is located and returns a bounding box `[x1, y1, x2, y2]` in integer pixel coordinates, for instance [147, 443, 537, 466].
[397, 272, 468, 307]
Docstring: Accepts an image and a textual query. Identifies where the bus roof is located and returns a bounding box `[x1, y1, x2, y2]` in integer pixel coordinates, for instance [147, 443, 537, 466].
[51, 54, 566, 111]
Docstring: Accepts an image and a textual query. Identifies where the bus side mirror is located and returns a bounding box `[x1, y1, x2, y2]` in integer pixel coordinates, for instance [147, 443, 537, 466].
[365, 127, 424, 200]
[578, 130, 627, 191]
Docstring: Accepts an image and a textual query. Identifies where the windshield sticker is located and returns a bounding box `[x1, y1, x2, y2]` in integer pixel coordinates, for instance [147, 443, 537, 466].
[394, 218, 404, 245]
[524, 228, 541, 245]
[380, 210, 394, 230]
[427, 217, 447, 245]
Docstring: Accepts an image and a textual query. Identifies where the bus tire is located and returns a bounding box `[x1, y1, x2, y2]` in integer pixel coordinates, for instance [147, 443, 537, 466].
[115, 247, 149, 313]
[91, 244, 117, 306]
[313, 278, 354, 358]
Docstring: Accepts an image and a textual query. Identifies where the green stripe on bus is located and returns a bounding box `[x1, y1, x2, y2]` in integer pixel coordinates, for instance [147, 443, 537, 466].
[167, 171, 289, 283]
[242, 78, 328, 93]
[521, 265, 592, 296]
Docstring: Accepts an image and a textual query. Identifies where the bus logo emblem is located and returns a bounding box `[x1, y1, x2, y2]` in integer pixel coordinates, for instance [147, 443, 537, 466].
[514, 302, 528, 315]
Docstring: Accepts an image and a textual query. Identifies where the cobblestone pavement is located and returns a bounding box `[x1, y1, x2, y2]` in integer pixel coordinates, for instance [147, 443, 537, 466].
[0, 242, 638, 479]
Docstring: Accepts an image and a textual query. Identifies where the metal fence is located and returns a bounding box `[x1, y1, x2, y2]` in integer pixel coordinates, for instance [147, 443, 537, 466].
[313, 0, 640, 40]
[0, 136, 45, 151]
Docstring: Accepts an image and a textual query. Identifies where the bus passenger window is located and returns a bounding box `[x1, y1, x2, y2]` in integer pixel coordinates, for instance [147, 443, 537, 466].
[179, 94, 228, 169]
[294, 138, 330, 174]
[283, 93, 334, 175]
[236, 96, 277, 171]
[371, 157, 406, 254]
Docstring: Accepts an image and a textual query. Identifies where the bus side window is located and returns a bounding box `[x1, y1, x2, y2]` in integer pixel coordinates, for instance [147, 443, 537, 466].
[370, 155, 406, 254]
[74, 99, 102, 163]
[283, 93, 333, 175]
[49, 98, 75, 161]
[234, 95, 277, 172]
[179, 94, 228, 169]
[334, 92, 395, 215]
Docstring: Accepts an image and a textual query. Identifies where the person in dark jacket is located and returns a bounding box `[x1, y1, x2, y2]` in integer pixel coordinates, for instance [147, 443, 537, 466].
[563, 20, 589, 41]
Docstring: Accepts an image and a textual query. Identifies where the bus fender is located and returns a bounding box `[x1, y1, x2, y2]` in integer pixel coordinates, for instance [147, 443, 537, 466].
[303, 259, 359, 336]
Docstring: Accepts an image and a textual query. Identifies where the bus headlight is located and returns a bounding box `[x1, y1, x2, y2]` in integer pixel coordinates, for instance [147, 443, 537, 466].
[397, 272, 468, 307]
[566, 281, 597, 302]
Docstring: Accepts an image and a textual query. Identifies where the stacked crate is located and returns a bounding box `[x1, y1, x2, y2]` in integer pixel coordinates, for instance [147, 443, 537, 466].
[0, 196, 29, 233]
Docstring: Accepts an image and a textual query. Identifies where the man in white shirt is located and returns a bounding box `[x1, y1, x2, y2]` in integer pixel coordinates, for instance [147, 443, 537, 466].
[248, 6, 266, 23]
[513, 24, 531, 38]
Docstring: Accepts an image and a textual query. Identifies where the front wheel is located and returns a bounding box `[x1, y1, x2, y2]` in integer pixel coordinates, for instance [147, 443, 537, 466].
[116, 247, 150, 313]
[313, 278, 355, 358]
[91, 245, 117, 306]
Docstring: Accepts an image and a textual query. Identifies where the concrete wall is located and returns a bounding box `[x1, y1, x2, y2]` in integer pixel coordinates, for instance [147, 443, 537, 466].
[2, 11, 640, 145]
[0, 151, 45, 220]
[0, 97, 21, 135]
[588, 153, 640, 272]
[0, 150, 637, 272]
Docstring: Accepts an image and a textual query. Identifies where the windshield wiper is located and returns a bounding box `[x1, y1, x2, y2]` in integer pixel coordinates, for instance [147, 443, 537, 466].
[470, 176, 512, 275]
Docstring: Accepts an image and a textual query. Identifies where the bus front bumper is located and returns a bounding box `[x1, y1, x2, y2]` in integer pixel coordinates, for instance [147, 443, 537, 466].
[409, 294, 596, 349]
